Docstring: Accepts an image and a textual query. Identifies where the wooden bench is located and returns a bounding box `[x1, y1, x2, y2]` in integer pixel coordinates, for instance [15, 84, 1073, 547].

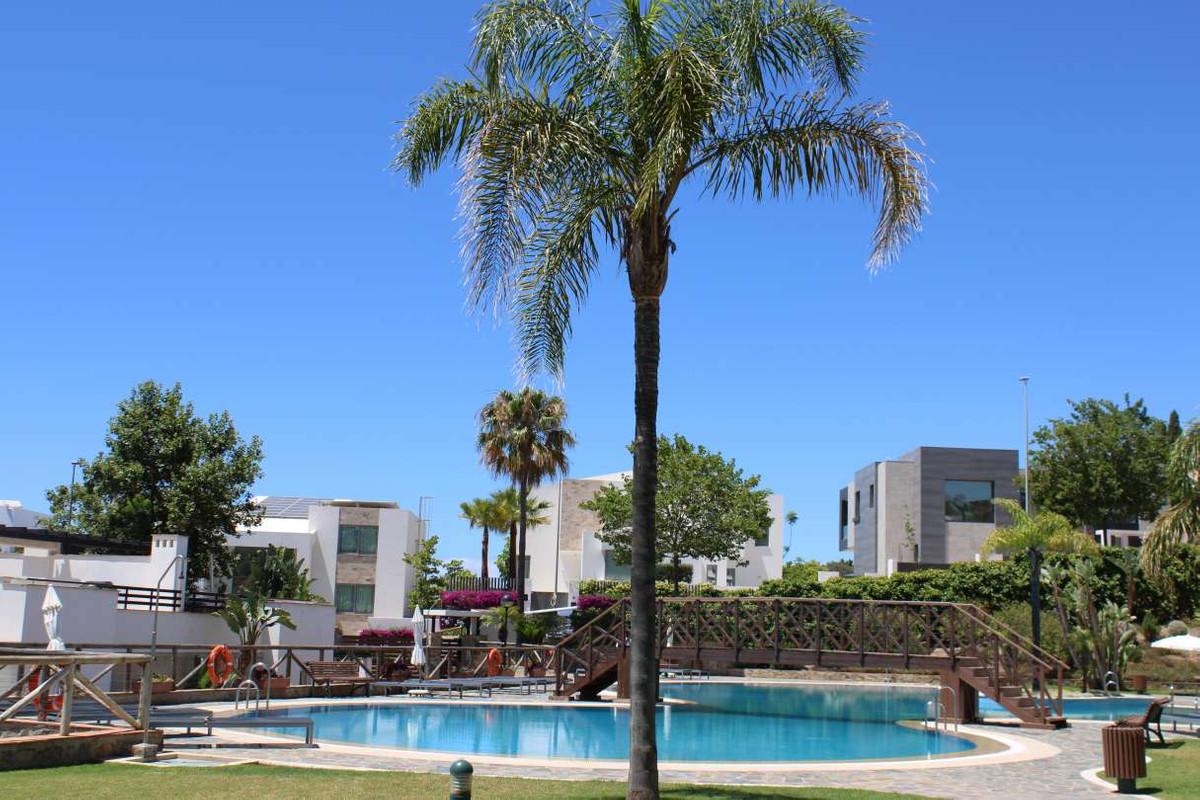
[305, 661, 371, 696]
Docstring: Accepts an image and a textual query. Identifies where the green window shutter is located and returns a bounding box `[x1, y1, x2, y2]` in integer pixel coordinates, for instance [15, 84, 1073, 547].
[335, 584, 354, 612]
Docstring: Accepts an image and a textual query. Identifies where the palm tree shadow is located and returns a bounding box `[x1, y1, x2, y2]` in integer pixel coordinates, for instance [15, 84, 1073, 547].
[662, 789, 922, 800]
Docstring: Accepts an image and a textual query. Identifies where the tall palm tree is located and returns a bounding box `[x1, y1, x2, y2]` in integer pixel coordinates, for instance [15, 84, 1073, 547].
[395, 3, 926, 795]
[491, 486, 552, 588]
[459, 497, 493, 582]
[784, 510, 798, 556]
[477, 388, 573, 610]
[1143, 419, 1200, 576]
[982, 498, 1097, 649]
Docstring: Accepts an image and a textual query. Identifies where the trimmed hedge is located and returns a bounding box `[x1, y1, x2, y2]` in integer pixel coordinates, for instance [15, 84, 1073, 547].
[439, 589, 519, 610]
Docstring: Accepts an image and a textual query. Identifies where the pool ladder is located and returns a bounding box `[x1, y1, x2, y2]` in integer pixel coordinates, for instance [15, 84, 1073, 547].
[924, 686, 959, 733]
[234, 661, 273, 713]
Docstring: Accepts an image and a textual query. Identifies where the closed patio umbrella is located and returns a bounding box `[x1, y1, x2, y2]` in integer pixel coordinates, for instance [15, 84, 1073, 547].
[411, 606, 427, 675]
[42, 585, 65, 651]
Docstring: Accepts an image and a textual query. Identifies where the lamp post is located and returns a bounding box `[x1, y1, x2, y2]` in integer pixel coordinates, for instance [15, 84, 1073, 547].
[498, 597, 514, 646]
[1018, 376, 1041, 652]
[1019, 377, 1031, 514]
[141, 553, 186, 754]
[65, 458, 86, 532]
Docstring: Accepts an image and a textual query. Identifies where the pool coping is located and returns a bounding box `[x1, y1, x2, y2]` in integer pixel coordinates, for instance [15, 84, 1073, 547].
[181, 680, 1062, 773]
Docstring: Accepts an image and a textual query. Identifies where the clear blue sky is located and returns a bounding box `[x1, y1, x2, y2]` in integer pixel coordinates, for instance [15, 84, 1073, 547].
[3, 2, 1197, 568]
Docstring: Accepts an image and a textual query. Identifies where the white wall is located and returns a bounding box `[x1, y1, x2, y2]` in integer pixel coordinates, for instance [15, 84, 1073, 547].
[373, 507, 419, 621]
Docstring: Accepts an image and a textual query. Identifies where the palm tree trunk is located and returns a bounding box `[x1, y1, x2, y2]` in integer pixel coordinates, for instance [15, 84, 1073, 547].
[628, 292, 661, 800]
[481, 526, 490, 582]
[508, 522, 517, 589]
[516, 478, 529, 613]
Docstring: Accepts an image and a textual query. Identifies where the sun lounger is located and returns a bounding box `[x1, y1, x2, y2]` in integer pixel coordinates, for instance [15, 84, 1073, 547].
[1117, 696, 1170, 744]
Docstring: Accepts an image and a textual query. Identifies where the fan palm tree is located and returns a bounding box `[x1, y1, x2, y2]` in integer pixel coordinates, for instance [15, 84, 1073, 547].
[491, 486, 552, 588]
[982, 498, 1097, 650]
[1142, 419, 1200, 576]
[477, 388, 573, 610]
[459, 497, 494, 582]
[395, 2, 927, 794]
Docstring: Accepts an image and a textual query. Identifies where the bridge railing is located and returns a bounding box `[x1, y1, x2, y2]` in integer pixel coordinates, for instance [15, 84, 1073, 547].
[553, 596, 1067, 722]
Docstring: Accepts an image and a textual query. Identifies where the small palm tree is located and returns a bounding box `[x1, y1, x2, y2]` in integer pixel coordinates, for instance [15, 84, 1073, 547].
[784, 510, 798, 556]
[982, 498, 1097, 650]
[1143, 419, 1200, 576]
[477, 388, 573, 609]
[491, 487, 552, 585]
[460, 497, 493, 582]
[396, 3, 926, 794]
[214, 594, 296, 675]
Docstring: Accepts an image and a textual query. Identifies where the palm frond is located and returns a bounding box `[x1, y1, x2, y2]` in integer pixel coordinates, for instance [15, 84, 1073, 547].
[474, 0, 609, 94]
[393, 80, 492, 184]
[697, 95, 927, 266]
[1142, 420, 1200, 576]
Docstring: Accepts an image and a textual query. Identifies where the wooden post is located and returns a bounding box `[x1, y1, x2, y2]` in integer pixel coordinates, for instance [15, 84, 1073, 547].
[59, 664, 75, 736]
[136, 661, 153, 730]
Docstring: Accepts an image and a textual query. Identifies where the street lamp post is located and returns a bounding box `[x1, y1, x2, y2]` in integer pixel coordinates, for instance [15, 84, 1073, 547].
[65, 458, 86, 532]
[1018, 376, 1041, 653]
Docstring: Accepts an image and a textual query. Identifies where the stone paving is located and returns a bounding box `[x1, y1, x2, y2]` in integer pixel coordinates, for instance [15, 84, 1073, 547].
[164, 723, 1140, 798]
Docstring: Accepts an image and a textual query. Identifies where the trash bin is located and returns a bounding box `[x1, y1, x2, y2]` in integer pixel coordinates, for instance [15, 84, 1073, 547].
[1131, 674, 1148, 693]
[1102, 724, 1146, 794]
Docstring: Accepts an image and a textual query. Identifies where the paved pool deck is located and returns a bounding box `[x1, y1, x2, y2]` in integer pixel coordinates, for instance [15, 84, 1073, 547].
[156, 683, 1195, 798]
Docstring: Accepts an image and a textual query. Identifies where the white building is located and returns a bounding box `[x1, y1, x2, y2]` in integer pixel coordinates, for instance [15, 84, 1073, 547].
[0, 494, 423, 651]
[235, 496, 423, 636]
[524, 473, 784, 607]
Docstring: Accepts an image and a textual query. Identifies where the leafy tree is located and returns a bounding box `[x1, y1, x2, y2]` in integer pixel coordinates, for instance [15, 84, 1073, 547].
[982, 498, 1097, 649]
[395, 2, 927, 793]
[45, 381, 264, 583]
[477, 388, 573, 609]
[1028, 396, 1169, 535]
[1167, 410, 1183, 442]
[582, 435, 772, 593]
[214, 594, 296, 674]
[1143, 419, 1200, 576]
[241, 545, 322, 602]
[403, 535, 448, 610]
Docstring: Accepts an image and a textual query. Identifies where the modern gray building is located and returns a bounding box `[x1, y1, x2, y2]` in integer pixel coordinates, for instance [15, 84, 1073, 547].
[838, 447, 1020, 576]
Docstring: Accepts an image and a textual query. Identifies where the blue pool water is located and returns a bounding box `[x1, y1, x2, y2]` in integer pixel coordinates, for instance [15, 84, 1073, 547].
[256, 683, 975, 761]
[981, 694, 1198, 722]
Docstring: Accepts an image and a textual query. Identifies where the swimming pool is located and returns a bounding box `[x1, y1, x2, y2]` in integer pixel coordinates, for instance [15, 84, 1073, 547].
[255, 683, 976, 762]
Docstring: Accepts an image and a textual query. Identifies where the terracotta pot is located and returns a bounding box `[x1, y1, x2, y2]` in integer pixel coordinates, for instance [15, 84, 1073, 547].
[255, 676, 290, 692]
[1131, 674, 1148, 693]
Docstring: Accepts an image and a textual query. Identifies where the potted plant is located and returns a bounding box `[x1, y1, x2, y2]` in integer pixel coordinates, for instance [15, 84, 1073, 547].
[133, 673, 176, 695]
[253, 668, 290, 693]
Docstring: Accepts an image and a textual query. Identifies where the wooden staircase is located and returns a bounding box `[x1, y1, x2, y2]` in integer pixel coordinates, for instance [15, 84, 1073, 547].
[553, 597, 1070, 728]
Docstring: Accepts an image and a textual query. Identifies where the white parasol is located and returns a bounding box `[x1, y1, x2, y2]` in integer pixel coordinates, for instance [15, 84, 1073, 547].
[42, 585, 65, 651]
[1150, 634, 1200, 653]
[410, 605, 427, 669]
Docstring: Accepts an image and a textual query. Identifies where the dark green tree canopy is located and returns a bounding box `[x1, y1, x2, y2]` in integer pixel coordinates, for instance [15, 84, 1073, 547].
[46, 381, 264, 582]
[1029, 396, 1169, 532]
[582, 434, 773, 585]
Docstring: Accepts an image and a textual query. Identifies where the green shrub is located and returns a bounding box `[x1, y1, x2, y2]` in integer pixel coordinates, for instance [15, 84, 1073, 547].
[989, 603, 1072, 664]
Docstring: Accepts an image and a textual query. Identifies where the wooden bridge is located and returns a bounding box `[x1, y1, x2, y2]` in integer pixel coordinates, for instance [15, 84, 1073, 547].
[552, 597, 1068, 729]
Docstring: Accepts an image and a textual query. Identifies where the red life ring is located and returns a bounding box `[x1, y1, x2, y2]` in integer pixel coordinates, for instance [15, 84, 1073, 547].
[486, 648, 503, 676]
[28, 669, 63, 716]
[207, 644, 235, 686]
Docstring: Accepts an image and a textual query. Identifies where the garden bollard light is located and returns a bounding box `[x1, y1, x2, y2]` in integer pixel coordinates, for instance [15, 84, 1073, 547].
[449, 759, 473, 799]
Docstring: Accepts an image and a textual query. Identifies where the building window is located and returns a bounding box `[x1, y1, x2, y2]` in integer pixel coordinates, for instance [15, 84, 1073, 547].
[335, 583, 375, 614]
[868, 484, 875, 508]
[705, 564, 718, 583]
[853, 491, 861, 523]
[338, 525, 378, 555]
[944, 480, 994, 523]
[725, 567, 736, 586]
[753, 528, 770, 547]
[602, 550, 630, 580]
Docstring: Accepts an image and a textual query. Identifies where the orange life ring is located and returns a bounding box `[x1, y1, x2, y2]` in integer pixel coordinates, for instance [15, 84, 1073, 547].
[28, 669, 63, 716]
[207, 644, 235, 686]
[486, 648, 503, 676]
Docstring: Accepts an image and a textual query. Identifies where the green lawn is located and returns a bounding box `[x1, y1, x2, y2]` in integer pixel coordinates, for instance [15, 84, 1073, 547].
[0, 763, 929, 800]
[1102, 739, 1200, 799]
